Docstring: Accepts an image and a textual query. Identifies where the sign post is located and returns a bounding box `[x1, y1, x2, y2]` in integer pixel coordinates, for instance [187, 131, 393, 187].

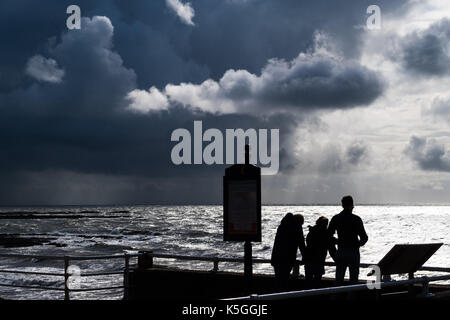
[223, 145, 261, 291]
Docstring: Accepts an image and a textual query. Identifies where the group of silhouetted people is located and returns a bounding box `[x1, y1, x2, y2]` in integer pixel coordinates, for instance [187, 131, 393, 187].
[271, 195, 368, 291]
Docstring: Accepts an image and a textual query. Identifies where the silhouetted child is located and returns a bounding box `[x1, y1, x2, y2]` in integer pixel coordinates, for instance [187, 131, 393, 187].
[304, 216, 336, 288]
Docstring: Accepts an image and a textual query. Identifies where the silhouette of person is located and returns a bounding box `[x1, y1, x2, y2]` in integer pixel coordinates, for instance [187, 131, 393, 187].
[328, 196, 368, 286]
[271, 212, 306, 292]
[304, 216, 336, 288]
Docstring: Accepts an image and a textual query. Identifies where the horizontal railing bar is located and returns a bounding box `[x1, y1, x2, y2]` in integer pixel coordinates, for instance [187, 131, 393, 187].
[0, 252, 449, 273]
[324, 261, 373, 267]
[0, 283, 65, 291]
[148, 253, 450, 273]
[69, 286, 124, 292]
[0, 254, 66, 260]
[0, 253, 139, 261]
[0, 269, 64, 276]
[151, 253, 252, 263]
[223, 274, 450, 301]
[67, 255, 138, 261]
[81, 271, 124, 277]
[0, 269, 124, 277]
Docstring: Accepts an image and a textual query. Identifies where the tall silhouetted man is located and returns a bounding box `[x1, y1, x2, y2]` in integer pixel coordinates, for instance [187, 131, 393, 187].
[328, 196, 368, 286]
[271, 213, 306, 292]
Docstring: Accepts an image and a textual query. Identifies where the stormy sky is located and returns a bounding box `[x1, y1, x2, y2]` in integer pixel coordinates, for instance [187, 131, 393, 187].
[1, 0, 450, 205]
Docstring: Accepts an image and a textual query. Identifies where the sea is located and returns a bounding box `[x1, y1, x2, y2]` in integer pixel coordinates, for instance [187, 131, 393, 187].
[0, 205, 449, 300]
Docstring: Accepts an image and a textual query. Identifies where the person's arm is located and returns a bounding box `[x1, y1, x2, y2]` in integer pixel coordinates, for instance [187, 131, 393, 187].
[327, 218, 337, 261]
[358, 218, 368, 247]
[328, 217, 336, 238]
[270, 230, 279, 265]
[327, 233, 337, 261]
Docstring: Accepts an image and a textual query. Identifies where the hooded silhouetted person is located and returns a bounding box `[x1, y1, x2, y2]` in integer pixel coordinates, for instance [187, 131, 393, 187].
[328, 195, 368, 286]
[271, 212, 305, 291]
[304, 216, 336, 288]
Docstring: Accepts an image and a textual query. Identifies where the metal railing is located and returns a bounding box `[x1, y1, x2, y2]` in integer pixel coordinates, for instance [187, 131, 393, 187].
[0, 253, 140, 300]
[142, 251, 450, 275]
[1, 251, 449, 300]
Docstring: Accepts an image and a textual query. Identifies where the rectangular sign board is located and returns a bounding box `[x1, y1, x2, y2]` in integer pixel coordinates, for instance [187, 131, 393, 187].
[223, 177, 261, 242]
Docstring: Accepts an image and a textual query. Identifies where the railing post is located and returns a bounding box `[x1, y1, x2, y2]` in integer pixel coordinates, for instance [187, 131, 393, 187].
[421, 277, 434, 298]
[244, 241, 252, 292]
[213, 258, 219, 273]
[138, 250, 153, 270]
[382, 274, 392, 282]
[123, 254, 130, 300]
[408, 272, 414, 297]
[64, 256, 70, 301]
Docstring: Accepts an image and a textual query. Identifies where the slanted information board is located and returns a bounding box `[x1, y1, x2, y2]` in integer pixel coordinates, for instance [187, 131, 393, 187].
[377, 243, 443, 275]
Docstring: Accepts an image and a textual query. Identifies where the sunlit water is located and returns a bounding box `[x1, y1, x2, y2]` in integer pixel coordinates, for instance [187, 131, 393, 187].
[0, 205, 449, 300]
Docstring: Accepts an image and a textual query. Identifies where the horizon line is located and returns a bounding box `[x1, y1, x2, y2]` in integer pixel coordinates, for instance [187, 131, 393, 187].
[2, 202, 450, 207]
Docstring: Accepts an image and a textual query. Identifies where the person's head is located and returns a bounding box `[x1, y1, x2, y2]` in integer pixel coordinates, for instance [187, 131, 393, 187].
[315, 216, 329, 230]
[341, 195, 354, 212]
[293, 214, 304, 226]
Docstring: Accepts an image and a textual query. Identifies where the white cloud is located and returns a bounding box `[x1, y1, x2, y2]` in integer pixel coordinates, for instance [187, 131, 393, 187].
[165, 0, 195, 26]
[126, 86, 169, 113]
[25, 55, 65, 83]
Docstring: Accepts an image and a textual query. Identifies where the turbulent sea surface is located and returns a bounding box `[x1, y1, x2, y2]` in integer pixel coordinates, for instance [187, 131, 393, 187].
[0, 205, 449, 300]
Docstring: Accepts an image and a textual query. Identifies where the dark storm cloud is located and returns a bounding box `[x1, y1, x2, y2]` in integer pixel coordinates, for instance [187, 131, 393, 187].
[0, 107, 299, 205]
[346, 141, 368, 165]
[1, 16, 136, 116]
[317, 141, 369, 174]
[0, 0, 408, 204]
[1, 0, 409, 91]
[0, 14, 297, 180]
[256, 54, 384, 110]
[318, 145, 345, 174]
[405, 136, 450, 172]
[111, 0, 408, 85]
[0, 170, 224, 205]
[398, 18, 450, 76]
[0, 0, 124, 93]
[184, 0, 407, 80]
